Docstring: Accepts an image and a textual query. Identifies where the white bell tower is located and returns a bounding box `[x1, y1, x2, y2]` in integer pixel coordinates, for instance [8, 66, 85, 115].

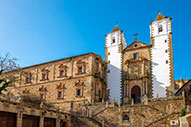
[105, 25, 127, 101]
[150, 13, 175, 98]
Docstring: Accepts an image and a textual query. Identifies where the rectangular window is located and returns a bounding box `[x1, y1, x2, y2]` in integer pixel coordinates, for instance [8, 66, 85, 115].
[26, 77, 31, 83]
[60, 70, 65, 77]
[112, 38, 115, 44]
[40, 94, 44, 100]
[133, 53, 138, 60]
[58, 91, 62, 99]
[77, 89, 81, 96]
[79, 67, 83, 73]
[42, 73, 47, 80]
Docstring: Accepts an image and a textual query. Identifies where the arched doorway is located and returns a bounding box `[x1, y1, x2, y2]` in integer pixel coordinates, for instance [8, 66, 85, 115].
[131, 86, 141, 103]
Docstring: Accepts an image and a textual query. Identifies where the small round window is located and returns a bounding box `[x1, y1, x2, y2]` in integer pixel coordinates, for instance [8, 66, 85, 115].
[134, 44, 137, 47]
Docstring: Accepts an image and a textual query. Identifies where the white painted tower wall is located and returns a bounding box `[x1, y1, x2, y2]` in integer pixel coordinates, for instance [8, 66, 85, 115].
[106, 30, 127, 102]
[150, 18, 172, 98]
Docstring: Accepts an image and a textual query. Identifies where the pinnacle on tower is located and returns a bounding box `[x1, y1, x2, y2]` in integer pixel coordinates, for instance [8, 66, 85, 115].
[111, 25, 120, 33]
[155, 12, 165, 21]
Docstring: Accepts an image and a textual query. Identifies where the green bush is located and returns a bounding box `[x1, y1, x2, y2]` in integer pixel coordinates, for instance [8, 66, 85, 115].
[180, 107, 185, 117]
[68, 76, 72, 79]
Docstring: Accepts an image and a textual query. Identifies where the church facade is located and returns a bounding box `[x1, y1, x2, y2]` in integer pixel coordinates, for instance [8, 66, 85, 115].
[1, 12, 175, 108]
[106, 12, 175, 103]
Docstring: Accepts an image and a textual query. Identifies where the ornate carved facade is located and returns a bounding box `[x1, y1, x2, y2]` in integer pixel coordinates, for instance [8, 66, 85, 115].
[122, 39, 152, 103]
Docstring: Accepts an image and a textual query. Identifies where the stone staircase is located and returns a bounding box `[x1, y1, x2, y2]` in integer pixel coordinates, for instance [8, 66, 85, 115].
[145, 112, 180, 127]
[72, 115, 102, 127]
[72, 97, 184, 127]
[91, 104, 172, 127]
[92, 104, 108, 117]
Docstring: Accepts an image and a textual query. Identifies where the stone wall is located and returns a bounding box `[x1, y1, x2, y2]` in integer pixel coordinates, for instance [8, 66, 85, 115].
[77, 96, 185, 127]
[0, 98, 71, 127]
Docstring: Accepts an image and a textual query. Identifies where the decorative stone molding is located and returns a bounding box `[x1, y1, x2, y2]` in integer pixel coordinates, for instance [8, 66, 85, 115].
[23, 71, 32, 84]
[57, 64, 68, 78]
[39, 85, 47, 92]
[76, 60, 86, 75]
[22, 88, 30, 94]
[40, 68, 49, 81]
[75, 80, 85, 97]
[56, 83, 66, 100]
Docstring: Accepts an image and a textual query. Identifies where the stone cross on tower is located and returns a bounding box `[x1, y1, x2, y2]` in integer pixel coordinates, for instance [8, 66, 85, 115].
[134, 33, 138, 41]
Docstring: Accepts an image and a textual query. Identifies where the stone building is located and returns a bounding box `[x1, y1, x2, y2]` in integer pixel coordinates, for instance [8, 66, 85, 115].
[1, 12, 177, 107]
[176, 79, 191, 105]
[175, 77, 189, 90]
[0, 12, 188, 127]
[1, 53, 108, 111]
[105, 12, 175, 103]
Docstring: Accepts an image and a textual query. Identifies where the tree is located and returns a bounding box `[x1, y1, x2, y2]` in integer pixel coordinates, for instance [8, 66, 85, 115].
[0, 52, 20, 72]
[0, 70, 10, 94]
[0, 53, 20, 93]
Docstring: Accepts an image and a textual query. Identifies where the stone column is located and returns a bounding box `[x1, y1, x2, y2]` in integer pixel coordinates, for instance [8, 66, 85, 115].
[17, 111, 23, 127]
[142, 82, 145, 96]
[102, 120, 105, 127]
[123, 84, 126, 99]
[39, 116, 44, 127]
[146, 82, 148, 95]
[56, 118, 60, 127]
[142, 61, 145, 76]
[144, 95, 148, 105]
[68, 115, 72, 127]
[131, 99, 134, 105]
[126, 83, 128, 97]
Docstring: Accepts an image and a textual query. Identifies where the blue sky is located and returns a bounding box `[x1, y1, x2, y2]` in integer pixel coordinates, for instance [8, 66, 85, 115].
[0, 0, 190, 80]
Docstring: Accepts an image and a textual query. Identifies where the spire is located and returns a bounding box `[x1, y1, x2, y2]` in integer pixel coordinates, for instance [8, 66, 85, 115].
[155, 12, 165, 21]
[111, 25, 120, 33]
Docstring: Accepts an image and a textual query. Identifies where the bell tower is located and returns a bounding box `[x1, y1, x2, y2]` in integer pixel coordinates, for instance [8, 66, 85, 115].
[105, 25, 127, 101]
[150, 12, 175, 98]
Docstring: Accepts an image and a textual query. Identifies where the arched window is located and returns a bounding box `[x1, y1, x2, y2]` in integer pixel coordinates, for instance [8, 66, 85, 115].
[159, 24, 163, 32]
[112, 37, 115, 44]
